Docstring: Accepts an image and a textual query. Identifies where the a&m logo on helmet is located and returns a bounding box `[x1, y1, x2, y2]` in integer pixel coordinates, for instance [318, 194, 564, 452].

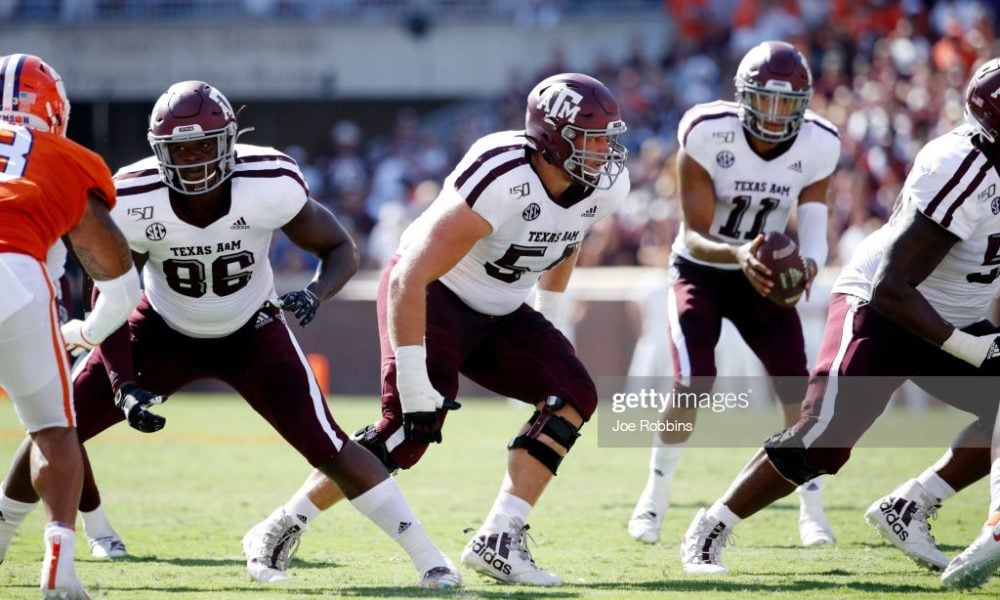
[209, 87, 236, 121]
[536, 85, 583, 125]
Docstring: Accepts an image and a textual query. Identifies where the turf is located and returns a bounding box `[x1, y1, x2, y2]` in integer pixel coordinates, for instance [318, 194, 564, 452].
[0, 394, 996, 598]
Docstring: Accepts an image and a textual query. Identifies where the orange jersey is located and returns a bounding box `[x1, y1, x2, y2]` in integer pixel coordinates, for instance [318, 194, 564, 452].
[0, 124, 115, 260]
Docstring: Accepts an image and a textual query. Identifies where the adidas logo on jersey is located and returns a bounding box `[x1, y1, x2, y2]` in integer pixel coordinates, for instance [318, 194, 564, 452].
[398, 521, 412, 535]
[469, 532, 513, 576]
[789, 161, 803, 173]
[580, 205, 598, 217]
[230, 217, 250, 230]
[254, 312, 273, 329]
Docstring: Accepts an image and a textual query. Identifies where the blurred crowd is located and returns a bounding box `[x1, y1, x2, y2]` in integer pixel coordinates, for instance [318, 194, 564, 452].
[271, 0, 1000, 274]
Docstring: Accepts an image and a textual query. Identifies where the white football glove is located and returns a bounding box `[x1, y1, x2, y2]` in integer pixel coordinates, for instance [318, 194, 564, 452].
[61, 319, 95, 357]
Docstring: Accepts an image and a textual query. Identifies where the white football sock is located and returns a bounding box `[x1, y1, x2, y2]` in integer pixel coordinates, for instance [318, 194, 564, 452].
[633, 443, 683, 516]
[283, 491, 322, 528]
[706, 500, 742, 528]
[81, 505, 116, 540]
[349, 478, 444, 574]
[0, 491, 38, 527]
[484, 492, 532, 527]
[917, 469, 957, 503]
[798, 476, 824, 509]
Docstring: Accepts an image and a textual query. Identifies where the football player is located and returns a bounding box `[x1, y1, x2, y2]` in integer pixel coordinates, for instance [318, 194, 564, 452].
[679, 57, 1000, 580]
[0, 81, 461, 589]
[0, 53, 141, 599]
[627, 40, 840, 548]
[239, 72, 629, 586]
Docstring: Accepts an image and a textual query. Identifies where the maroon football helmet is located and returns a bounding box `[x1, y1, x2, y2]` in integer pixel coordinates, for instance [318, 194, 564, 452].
[147, 80, 244, 194]
[734, 41, 813, 143]
[966, 59, 1000, 142]
[524, 73, 627, 189]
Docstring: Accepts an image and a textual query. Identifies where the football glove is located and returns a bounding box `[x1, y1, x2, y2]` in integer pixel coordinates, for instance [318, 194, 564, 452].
[402, 398, 462, 445]
[277, 289, 320, 327]
[114, 383, 166, 433]
[60, 319, 95, 357]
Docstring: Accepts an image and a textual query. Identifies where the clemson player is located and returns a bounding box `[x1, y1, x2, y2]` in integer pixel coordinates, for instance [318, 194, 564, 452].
[0, 54, 140, 599]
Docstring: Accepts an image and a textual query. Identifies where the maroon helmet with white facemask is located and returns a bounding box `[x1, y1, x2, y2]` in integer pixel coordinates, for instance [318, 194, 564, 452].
[734, 41, 813, 143]
[147, 80, 246, 194]
[966, 58, 1000, 143]
[524, 73, 628, 189]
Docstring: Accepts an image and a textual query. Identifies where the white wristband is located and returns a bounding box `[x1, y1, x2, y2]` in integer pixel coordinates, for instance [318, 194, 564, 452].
[533, 289, 564, 327]
[395, 345, 442, 413]
[83, 267, 141, 345]
[941, 329, 995, 367]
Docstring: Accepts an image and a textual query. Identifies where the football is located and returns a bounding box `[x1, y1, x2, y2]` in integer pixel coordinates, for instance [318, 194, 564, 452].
[755, 232, 807, 307]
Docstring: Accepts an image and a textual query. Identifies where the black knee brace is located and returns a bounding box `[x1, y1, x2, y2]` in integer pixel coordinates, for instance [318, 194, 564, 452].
[762, 428, 828, 486]
[352, 423, 399, 473]
[508, 396, 581, 476]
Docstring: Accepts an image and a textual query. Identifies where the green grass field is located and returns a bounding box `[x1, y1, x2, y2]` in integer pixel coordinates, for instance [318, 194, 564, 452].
[0, 394, 997, 599]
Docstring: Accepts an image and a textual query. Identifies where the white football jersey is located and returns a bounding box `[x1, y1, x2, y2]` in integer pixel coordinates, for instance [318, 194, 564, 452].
[672, 100, 841, 269]
[111, 144, 309, 337]
[400, 130, 629, 316]
[835, 125, 1000, 328]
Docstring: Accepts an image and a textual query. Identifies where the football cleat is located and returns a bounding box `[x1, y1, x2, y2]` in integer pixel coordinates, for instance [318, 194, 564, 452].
[941, 516, 1000, 589]
[241, 507, 304, 584]
[418, 556, 462, 589]
[460, 516, 562, 586]
[88, 533, 127, 559]
[798, 479, 835, 546]
[627, 510, 663, 544]
[681, 508, 732, 575]
[40, 524, 90, 600]
[864, 481, 947, 571]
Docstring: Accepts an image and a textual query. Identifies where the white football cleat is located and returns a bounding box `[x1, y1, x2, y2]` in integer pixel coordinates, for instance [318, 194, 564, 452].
[628, 463, 672, 544]
[88, 533, 127, 558]
[40, 524, 90, 600]
[798, 479, 835, 546]
[460, 516, 562, 586]
[864, 480, 947, 571]
[799, 508, 835, 546]
[628, 510, 664, 544]
[241, 507, 305, 584]
[941, 517, 1000, 590]
[681, 508, 732, 575]
[418, 556, 462, 589]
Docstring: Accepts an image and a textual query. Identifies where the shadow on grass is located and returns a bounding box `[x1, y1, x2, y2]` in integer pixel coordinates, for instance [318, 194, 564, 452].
[336, 586, 577, 598]
[585, 578, 938, 593]
[89, 554, 339, 570]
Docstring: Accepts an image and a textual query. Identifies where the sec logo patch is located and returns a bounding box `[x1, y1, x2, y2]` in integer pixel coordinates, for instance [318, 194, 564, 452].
[716, 150, 735, 168]
[522, 203, 541, 221]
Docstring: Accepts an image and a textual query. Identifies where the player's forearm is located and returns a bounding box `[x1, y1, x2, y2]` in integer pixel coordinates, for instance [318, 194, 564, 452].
[871, 276, 953, 346]
[307, 239, 360, 301]
[387, 271, 428, 349]
[684, 230, 740, 264]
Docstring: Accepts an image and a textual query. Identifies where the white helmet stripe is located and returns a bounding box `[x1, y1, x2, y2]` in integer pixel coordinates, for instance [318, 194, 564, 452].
[2, 54, 26, 112]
